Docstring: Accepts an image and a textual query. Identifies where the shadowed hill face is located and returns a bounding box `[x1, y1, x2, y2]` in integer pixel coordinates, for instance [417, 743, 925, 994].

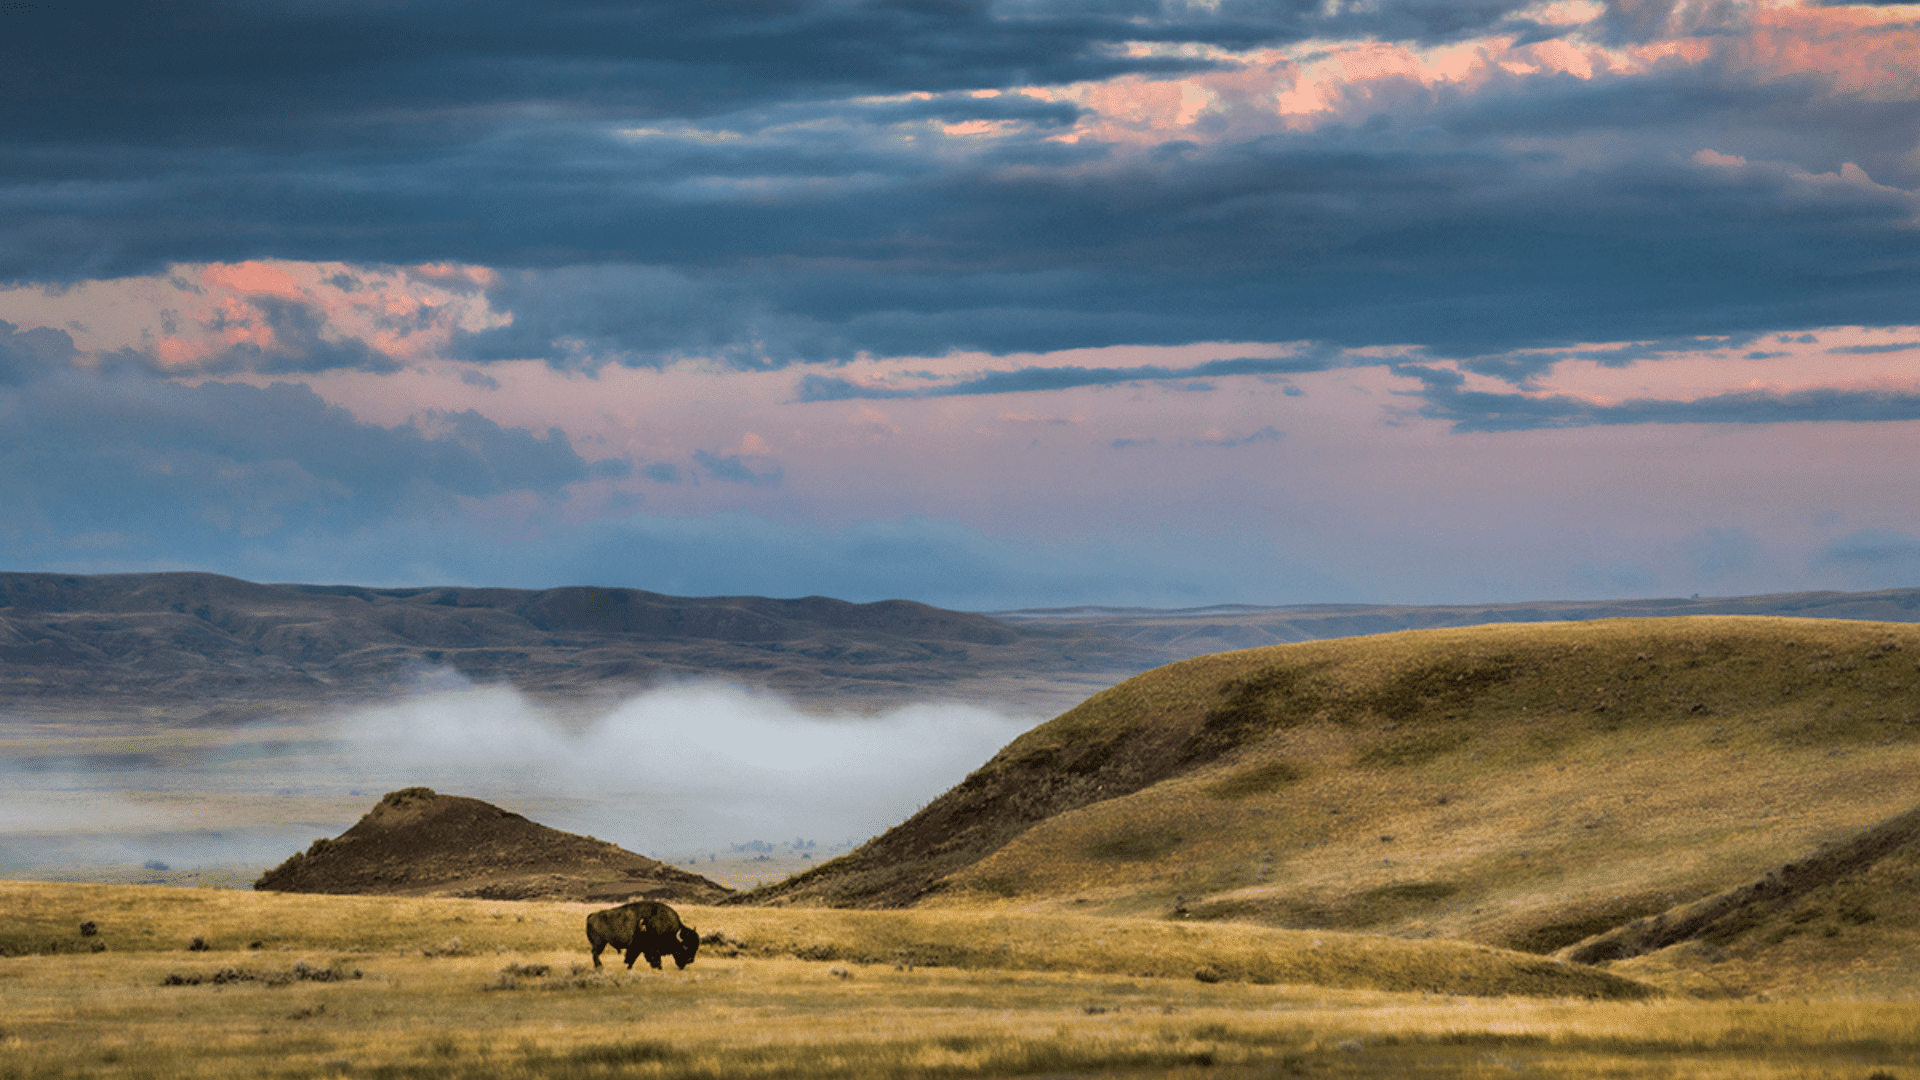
[254, 787, 731, 903]
[744, 617, 1920, 962]
[1559, 802, 1920, 997]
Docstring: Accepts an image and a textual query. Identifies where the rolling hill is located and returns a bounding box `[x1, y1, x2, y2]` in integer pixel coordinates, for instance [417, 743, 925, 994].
[741, 616, 1920, 992]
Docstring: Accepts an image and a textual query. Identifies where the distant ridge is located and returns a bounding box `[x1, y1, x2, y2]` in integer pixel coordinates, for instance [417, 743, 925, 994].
[0, 570, 1150, 714]
[254, 787, 731, 903]
[9, 570, 1920, 716]
[995, 588, 1920, 624]
[996, 587, 1920, 658]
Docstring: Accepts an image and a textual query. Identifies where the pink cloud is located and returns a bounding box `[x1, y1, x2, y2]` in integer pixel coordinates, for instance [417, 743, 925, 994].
[1528, 329, 1920, 407]
[1023, 1, 1917, 150]
[200, 260, 307, 301]
[1735, 4, 1920, 101]
[1036, 34, 1640, 146]
[0, 260, 509, 375]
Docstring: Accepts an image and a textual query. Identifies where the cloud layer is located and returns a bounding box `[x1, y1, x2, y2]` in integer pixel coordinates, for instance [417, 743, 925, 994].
[4, 2, 1916, 366]
[2, 1, 1919, 610]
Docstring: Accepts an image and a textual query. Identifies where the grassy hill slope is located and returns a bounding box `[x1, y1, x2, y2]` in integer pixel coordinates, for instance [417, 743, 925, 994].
[746, 617, 1920, 967]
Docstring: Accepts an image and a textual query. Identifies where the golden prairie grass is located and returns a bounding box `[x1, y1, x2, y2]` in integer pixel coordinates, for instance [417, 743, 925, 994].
[0, 883, 1642, 999]
[926, 618, 1920, 974]
[4, 890, 1920, 1079]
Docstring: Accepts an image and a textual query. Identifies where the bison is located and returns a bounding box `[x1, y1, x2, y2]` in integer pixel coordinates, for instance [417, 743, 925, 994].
[585, 900, 700, 970]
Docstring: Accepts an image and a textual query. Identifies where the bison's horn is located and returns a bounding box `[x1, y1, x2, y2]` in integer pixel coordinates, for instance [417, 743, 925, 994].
[675, 926, 700, 964]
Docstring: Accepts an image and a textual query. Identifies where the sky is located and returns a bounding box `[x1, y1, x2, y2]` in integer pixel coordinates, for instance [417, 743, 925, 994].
[4, 0, 1920, 611]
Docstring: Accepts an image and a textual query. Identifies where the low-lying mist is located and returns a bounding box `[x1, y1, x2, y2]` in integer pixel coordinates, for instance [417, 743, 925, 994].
[0, 678, 1038, 874]
[337, 679, 1034, 855]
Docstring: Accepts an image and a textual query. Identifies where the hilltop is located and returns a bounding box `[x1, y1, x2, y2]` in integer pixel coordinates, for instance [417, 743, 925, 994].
[254, 787, 731, 903]
[743, 616, 1920, 991]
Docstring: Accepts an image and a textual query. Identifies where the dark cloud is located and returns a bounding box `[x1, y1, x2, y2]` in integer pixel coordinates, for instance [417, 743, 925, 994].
[694, 450, 784, 486]
[2, 1, 1915, 368]
[0, 319, 78, 384]
[1590, 0, 1750, 45]
[432, 125, 1916, 366]
[1565, 337, 1757, 367]
[797, 353, 1342, 400]
[1816, 529, 1920, 571]
[1399, 364, 1920, 432]
[0, 363, 596, 568]
[855, 92, 1085, 128]
[7, 0, 1525, 159]
[203, 296, 402, 375]
[1828, 342, 1920, 355]
[1447, 334, 1766, 386]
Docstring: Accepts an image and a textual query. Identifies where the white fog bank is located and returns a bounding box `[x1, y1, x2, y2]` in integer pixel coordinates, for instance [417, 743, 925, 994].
[339, 680, 1035, 854]
[0, 681, 1039, 872]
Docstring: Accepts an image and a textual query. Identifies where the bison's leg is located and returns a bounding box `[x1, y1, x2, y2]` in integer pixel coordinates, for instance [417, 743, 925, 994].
[623, 946, 641, 969]
[644, 951, 664, 969]
[589, 934, 607, 968]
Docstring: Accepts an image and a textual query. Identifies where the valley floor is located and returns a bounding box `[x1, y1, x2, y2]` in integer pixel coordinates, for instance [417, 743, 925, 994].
[3, 883, 1919, 1079]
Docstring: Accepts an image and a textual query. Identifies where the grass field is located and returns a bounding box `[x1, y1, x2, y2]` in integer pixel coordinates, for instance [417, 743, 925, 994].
[5, 884, 1919, 1080]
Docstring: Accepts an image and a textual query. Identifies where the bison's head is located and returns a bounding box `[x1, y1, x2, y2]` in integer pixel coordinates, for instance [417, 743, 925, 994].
[672, 926, 700, 969]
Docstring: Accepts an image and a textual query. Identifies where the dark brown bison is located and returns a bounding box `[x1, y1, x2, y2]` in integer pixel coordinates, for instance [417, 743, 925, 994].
[586, 900, 700, 970]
